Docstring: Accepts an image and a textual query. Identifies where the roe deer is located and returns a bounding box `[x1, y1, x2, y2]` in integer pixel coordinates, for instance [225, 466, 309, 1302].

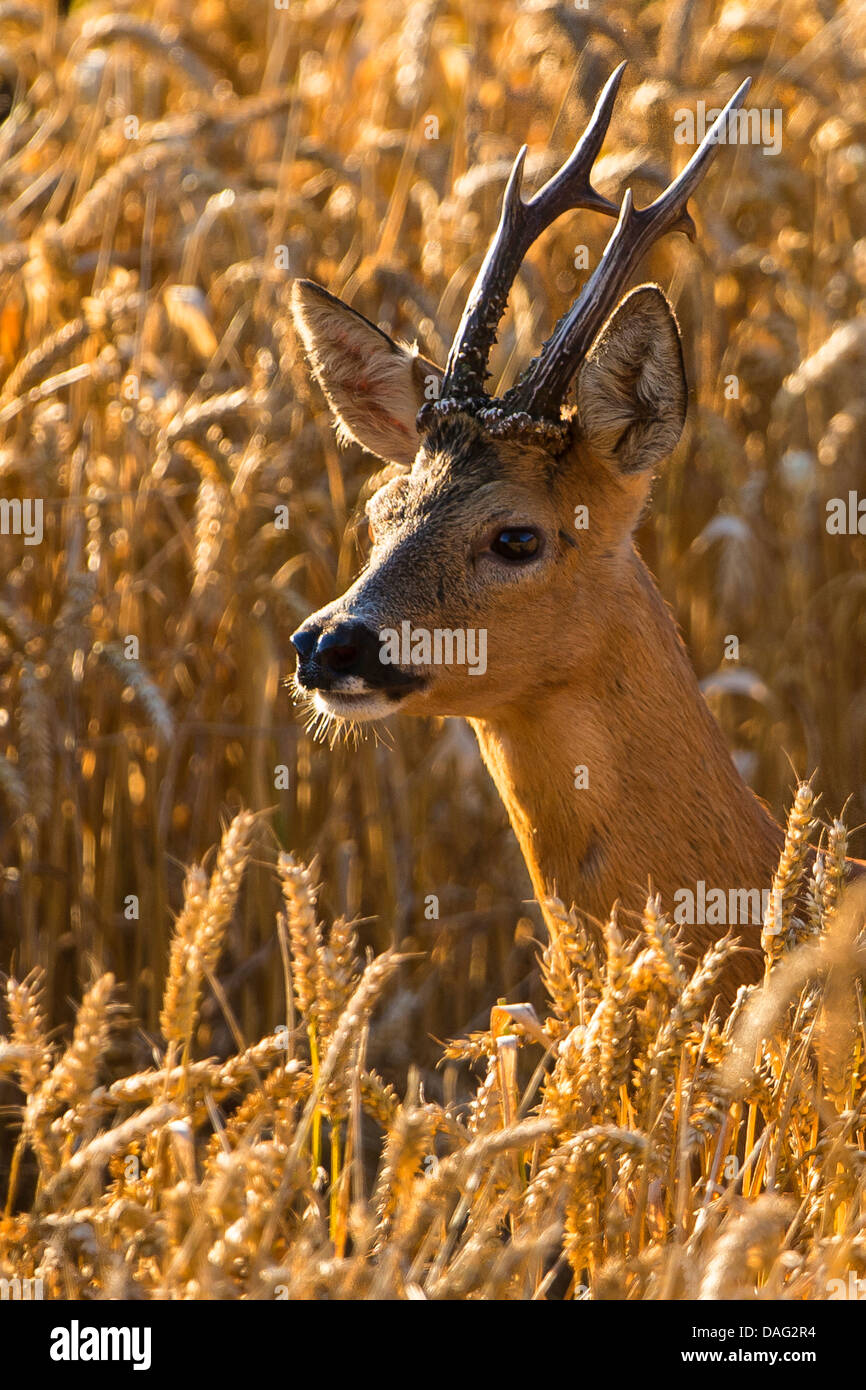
[288, 66, 853, 1003]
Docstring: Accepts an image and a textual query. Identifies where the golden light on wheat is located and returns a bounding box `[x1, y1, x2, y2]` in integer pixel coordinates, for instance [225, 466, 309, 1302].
[0, 0, 864, 1301]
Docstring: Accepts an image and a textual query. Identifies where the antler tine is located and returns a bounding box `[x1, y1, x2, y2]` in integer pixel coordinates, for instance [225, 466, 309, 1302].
[506, 76, 752, 420]
[438, 62, 627, 405]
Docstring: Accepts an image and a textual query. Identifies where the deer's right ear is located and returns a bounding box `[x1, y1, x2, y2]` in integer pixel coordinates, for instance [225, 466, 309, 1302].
[291, 280, 443, 466]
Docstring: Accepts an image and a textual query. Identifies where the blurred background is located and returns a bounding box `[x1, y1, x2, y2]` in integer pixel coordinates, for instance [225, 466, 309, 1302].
[0, 0, 864, 1092]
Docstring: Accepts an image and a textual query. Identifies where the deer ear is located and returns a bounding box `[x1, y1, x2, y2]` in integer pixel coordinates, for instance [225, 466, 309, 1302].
[291, 279, 444, 466]
[575, 284, 687, 474]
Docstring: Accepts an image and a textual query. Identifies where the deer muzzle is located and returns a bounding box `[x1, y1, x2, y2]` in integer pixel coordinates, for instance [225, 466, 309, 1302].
[291, 616, 425, 703]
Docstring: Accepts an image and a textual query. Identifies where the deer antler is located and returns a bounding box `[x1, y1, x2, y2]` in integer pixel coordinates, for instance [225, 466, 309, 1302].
[504, 76, 752, 421]
[437, 62, 626, 406]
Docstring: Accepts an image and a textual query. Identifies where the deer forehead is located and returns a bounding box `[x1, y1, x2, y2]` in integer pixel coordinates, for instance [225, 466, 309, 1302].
[365, 438, 578, 534]
[365, 435, 630, 548]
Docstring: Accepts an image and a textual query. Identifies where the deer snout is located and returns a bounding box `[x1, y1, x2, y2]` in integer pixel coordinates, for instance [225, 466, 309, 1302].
[289, 623, 319, 662]
[291, 618, 381, 689]
[291, 616, 426, 699]
[315, 621, 373, 676]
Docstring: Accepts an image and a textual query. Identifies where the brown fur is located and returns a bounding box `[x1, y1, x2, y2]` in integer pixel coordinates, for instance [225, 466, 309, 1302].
[290, 277, 833, 1007]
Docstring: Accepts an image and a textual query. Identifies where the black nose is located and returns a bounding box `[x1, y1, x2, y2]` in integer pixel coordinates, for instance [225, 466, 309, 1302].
[291, 619, 386, 687]
[290, 624, 318, 661]
[316, 622, 370, 675]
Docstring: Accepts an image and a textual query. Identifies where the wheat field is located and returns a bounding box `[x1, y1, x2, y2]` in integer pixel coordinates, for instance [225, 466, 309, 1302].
[0, 0, 865, 1301]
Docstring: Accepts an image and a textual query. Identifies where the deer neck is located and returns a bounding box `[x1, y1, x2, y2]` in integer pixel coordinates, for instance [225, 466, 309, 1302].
[470, 552, 783, 955]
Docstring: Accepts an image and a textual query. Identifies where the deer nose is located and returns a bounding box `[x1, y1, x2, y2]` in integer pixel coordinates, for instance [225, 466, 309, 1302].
[316, 622, 370, 675]
[290, 624, 319, 661]
[291, 619, 382, 686]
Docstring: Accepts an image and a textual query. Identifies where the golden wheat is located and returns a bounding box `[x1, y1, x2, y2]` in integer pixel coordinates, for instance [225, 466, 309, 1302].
[0, 0, 864, 1301]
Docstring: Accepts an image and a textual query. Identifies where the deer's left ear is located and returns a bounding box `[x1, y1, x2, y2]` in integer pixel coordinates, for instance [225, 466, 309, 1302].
[291, 279, 444, 466]
[575, 284, 687, 474]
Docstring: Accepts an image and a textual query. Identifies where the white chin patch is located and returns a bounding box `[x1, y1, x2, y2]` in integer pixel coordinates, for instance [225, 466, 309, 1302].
[313, 689, 399, 722]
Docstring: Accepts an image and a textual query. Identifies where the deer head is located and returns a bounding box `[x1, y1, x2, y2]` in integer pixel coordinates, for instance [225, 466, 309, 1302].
[289, 67, 751, 733]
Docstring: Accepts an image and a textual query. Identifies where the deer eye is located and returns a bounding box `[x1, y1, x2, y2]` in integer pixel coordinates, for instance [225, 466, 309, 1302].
[490, 527, 540, 561]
